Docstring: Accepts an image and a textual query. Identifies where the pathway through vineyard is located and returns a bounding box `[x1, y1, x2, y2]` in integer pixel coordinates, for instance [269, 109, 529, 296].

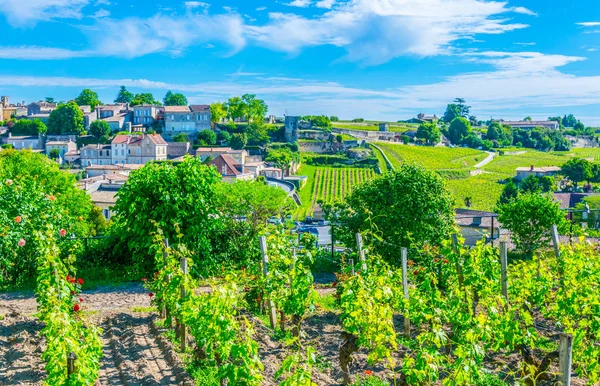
[0, 282, 341, 386]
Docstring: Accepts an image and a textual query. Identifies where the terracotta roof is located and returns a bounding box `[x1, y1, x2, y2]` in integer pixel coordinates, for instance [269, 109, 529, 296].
[502, 121, 559, 126]
[99, 104, 127, 111]
[164, 106, 191, 113]
[190, 104, 210, 112]
[211, 154, 242, 176]
[90, 189, 118, 205]
[146, 134, 167, 145]
[102, 112, 128, 122]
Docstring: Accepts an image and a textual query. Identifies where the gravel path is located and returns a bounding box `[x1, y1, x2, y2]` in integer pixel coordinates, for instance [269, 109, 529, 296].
[0, 283, 193, 386]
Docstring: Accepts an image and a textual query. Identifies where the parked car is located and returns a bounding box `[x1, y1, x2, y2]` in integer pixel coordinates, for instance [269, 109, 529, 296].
[305, 216, 314, 224]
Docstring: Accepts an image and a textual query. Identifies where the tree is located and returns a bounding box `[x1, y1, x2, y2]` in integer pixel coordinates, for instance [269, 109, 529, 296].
[443, 104, 461, 123]
[111, 157, 222, 273]
[519, 175, 554, 193]
[197, 130, 217, 146]
[226, 97, 245, 121]
[336, 164, 455, 262]
[131, 93, 161, 106]
[114, 86, 134, 104]
[11, 118, 47, 135]
[548, 116, 565, 129]
[416, 122, 441, 145]
[561, 158, 593, 188]
[163, 90, 188, 106]
[173, 133, 189, 143]
[574, 122, 585, 132]
[498, 180, 519, 205]
[230, 133, 247, 150]
[210, 102, 228, 124]
[89, 120, 111, 140]
[45, 97, 55, 103]
[75, 89, 101, 109]
[246, 122, 270, 146]
[47, 101, 85, 135]
[217, 130, 231, 144]
[523, 116, 532, 122]
[241, 94, 268, 123]
[498, 192, 566, 257]
[265, 148, 294, 171]
[49, 148, 61, 160]
[448, 117, 471, 145]
[330, 116, 339, 122]
[562, 114, 578, 128]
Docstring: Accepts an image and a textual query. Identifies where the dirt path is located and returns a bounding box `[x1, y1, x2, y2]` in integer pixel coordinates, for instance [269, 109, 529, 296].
[0, 284, 193, 386]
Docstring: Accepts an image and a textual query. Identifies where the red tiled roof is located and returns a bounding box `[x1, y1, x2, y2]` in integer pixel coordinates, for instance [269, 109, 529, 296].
[190, 104, 210, 112]
[211, 154, 242, 175]
[164, 106, 191, 113]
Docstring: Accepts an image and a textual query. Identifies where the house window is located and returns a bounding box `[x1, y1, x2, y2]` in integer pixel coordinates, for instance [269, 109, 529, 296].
[102, 209, 110, 220]
[222, 165, 227, 175]
[83, 150, 87, 156]
[187, 115, 190, 121]
[145, 110, 149, 116]
[99, 160, 103, 165]
[170, 115, 174, 120]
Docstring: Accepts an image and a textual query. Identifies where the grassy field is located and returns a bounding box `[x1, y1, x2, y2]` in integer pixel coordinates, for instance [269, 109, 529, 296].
[295, 166, 376, 218]
[568, 148, 600, 161]
[375, 143, 487, 171]
[445, 173, 505, 212]
[333, 122, 418, 132]
[482, 151, 572, 177]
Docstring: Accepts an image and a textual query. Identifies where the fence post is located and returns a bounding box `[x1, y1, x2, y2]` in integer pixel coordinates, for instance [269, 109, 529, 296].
[259, 236, 277, 330]
[452, 234, 467, 306]
[180, 257, 188, 352]
[355, 233, 367, 272]
[559, 333, 573, 386]
[349, 258, 355, 276]
[499, 241, 508, 303]
[67, 352, 76, 379]
[162, 238, 169, 321]
[551, 224, 561, 259]
[401, 247, 410, 339]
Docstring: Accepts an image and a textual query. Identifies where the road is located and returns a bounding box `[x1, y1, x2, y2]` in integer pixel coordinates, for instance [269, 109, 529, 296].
[473, 151, 497, 169]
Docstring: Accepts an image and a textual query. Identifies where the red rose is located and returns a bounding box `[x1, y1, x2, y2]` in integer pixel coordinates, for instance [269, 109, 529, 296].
[443, 259, 449, 264]
[71, 291, 75, 295]
[332, 281, 337, 287]
[434, 258, 439, 263]
[18, 238, 26, 247]
[141, 278, 147, 282]
[73, 304, 81, 312]
[365, 369, 373, 375]
[77, 278, 83, 285]
[14, 216, 22, 223]
[413, 270, 419, 276]
[59, 229, 67, 237]
[149, 292, 154, 298]
[79, 297, 84, 302]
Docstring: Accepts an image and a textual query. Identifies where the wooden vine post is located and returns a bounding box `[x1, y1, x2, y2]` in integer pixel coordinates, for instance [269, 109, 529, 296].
[499, 241, 509, 303]
[180, 257, 188, 352]
[67, 351, 76, 379]
[451, 234, 467, 308]
[349, 259, 355, 276]
[559, 333, 573, 386]
[401, 247, 410, 339]
[259, 236, 277, 330]
[355, 233, 367, 272]
[551, 224, 565, 281]
[162, 238, 169, 322]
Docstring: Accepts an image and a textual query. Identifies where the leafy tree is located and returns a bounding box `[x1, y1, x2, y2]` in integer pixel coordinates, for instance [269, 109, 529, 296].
[498, 192, 566, 257]
[197, 130, 217, 146]
[561, 158, 593, 188]
[226, 96, 245, 121]
[45, 97, 55, 103]
[548, 116, 565, 129]
[217, 130, 231, 144]
[75, 89, 101, 109]
[47, 101, 85, 135]
[11, 118, 47, 135]
[351, 118, 364, 123]
[89, 120, 111, 140]
[210, 102, 228, 124]
[230, 133, 247, 150]
[308, 115, 331, 129]
[523, 116, 532, 121]
[163, 90, 188, 106]
[241, 94, 268, 123]
[416, 122, 441, 145]
[130, 93, 161, 106]
[114, 86, 134, 104]
[498, 180, 519, 205]
[48, 148, 61, 160]
[336, 164, 455, 262]
[519, 175, 554, 193]
[246, 122, 270, 146]
[111, 157, 222, 273]
[562, 114, 578, 128]
[265, 148, 294, 171]
[448, 117, 471, 145]
[573, 122, 585, 132]
[443, 104, 461, 123]
[330, 116, 339, 122]
[173, 133, 189, 143]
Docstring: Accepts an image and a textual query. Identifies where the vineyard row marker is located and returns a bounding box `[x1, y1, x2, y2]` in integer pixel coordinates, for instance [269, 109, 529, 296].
[259, 236, 277, 330]
[401, 247, 410, 339]
[355, 233, 367, 272]
[180, 257, 188, 352]
[499, 241, 508, 303]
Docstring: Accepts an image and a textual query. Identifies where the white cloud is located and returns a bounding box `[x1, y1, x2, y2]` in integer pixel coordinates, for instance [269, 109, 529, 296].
[247, 0, 531, 65]
[256, 6, 267, 11]
[510, 6, 537, 16]
[184, 1, 210, 9]
[515, 42, 536, 46]
[0, 0, 89, 26]
[315, 0, 336, 8]
[82, 12, 246, 58]
[577, 22, 600, 27]
[92, 9, 110, 18]
[588, 48, 598, 52]
[287, 0, 311, 7]
[0, 46, 92, 59]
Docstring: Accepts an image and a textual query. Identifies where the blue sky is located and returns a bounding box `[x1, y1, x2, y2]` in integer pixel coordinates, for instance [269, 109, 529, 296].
[0, 0, 599, 124]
